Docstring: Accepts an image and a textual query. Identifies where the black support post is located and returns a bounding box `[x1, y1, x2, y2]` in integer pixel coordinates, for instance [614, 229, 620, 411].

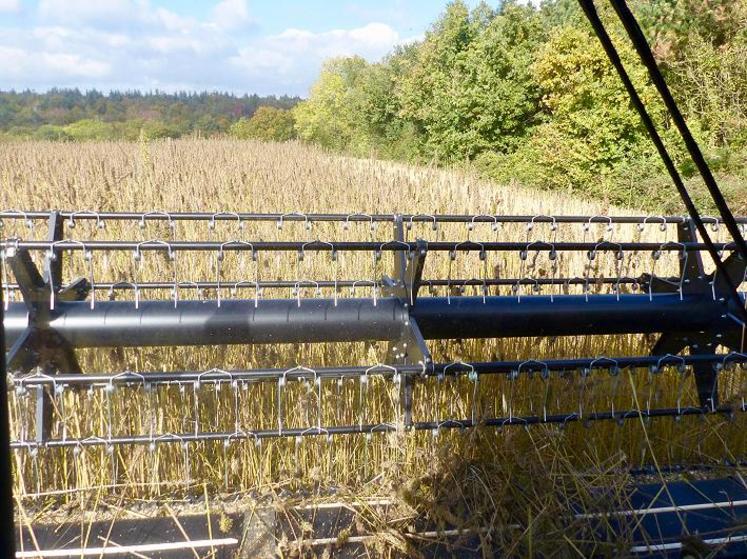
[0, 247, 16, 556]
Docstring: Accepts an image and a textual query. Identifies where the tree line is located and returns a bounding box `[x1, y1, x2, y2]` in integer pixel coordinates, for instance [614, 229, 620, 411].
[0, 89, 300, 141]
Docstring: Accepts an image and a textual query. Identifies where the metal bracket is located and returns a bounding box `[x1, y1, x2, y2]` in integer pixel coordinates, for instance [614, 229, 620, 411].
[382, 216, 431, 366]
[648, 219, 746, 408]
[382, 217, 427, 308]
[382, 216, 432, 427]
[642, 220, 707, 296]
[4, 212, 88, 441]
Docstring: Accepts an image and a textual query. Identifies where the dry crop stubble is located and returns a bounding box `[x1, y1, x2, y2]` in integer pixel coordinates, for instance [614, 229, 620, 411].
[2, 139, 745, 555]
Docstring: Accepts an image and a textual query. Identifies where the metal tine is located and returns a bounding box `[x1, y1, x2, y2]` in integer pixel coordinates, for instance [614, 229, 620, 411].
[277, 212, 312, 231]
[197, 366, 234, 390]
[517, 359, 548, 420]
[587, 357, 620, 421]
[371, 421, 396, 440]
[516, 241, 552, 301]
[16, 370, 58, 442]
[526, 215, 558, 242]
[231, 374, 243, 434]
[139, 211, 176, 232]
[583, 241, 600, 302]
[133, 239, 176, 262]
[208, 211, 244, 231]
[519, 240, 554, 263]
[349, 279, 376, 299]
[432, 418, 467, 439]
[406, 214, 437, 233]
[230, 248, 261, 307]
[343, 213, 377, 233]
[441, 360, 473, 379]
[148, 432, 175, 454]
[513, 276, 542, 303]
[172, 281, 204, 307]
[469, 214, 500, 231]
[277, 365, 316, 434]
[638, 216, 670, 241]
[449, 239, 486, 261]
[66, 210, 105, 231]
[108, 281, 140, 306]
[131, 241, 174, 308]
[586, 240, 623, 264]
[297, 367, 323, 430]
[217, 241, 255, 307]
[293, 279, 320, 307]
[106, 371, 142, 443]
[583, 215, 615, 243]
[297, 241, 334, 304]
[299, 239, 332, 261]
[647, 240, 676, 301]
[589, 241, 624, 300]
[1, 209, 34, 231]
[332, 250, 340, 306]
[464, 362, 479, 424]
[358, 363, 398, 428]
[506, 364, 518, 421]
[538, 361, 554, 422]
[82, 244, 96, 309]
[645, 355, 665, 415]
[701, 215, 721, 235]
[47, 239, 88, 310]
[447, 240, 487, 301]
[517, 359, 550, 380]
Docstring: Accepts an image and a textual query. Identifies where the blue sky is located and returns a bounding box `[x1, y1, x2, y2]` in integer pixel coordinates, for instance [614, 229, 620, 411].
[0, 0, 495, 96]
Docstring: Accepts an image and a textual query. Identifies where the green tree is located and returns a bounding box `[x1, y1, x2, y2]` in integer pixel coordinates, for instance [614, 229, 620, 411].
[493, 24, 666, 201]
[398, 1, 544, 161]
[229, 106, 296, 141]
[293, 57, 371, 151]
[63, 119, 117, 141]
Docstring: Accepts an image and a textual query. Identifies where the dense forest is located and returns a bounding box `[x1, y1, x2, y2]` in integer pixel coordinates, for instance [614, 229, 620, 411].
[291, 0, 747, 212]
[0, 89, 300, 140]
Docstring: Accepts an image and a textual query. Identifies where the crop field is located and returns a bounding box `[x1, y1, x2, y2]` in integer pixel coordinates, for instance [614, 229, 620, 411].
[3, 138, 747, 556]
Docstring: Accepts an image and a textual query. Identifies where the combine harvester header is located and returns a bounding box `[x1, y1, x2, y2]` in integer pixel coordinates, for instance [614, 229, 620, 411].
[2, 210, 747, 443]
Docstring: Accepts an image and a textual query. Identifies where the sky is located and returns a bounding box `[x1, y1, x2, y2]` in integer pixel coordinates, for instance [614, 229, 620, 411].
[0, 0, 496, 97]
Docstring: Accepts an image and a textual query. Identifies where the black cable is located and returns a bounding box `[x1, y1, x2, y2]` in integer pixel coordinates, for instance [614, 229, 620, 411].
[609, 0, 747, 263]
[576, 0, 747, 324]
[0, 258, 17, 556]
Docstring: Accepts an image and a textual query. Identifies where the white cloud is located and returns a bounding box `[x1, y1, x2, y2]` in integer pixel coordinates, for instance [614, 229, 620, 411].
[1, 3, 408, 96]
[0, 0, 20, 13]
[0, 45, 110, 81]
[38, 0, 147, 24]
[230, 22, 403, 91]
[273, 22, 400, 58]
[212, 0, 253, 30]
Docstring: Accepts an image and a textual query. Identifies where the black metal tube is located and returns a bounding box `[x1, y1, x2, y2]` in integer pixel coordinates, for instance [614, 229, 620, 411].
[4, 298, 405, 348]
[414, 294, 723, 339]
[3, 293, 725, 349]
[0, 254, 15, 556]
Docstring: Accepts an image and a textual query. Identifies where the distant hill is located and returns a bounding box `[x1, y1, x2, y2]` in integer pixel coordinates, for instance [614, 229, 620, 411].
[0, 89, 301, 140]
